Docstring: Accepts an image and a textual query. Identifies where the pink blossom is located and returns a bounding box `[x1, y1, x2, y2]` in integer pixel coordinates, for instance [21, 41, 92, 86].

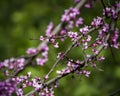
[46, 22, 54, 37]
[76, 17, 83, 27]
[26, 48, 38, 55]
[80, 26, 89, 34]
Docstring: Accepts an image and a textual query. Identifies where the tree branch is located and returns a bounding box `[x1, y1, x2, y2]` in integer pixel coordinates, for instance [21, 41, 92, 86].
[46, 27, 98, 77]
[24, 33, 110, 96]
[12, 0, 88, 77]
[24, 9, 118, 95]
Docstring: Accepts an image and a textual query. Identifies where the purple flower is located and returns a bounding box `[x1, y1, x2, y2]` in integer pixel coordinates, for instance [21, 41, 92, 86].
[85, 3, 92, 8]
[16, 88, 23, 96]
[46, 22, 54, 37]
[68, 21, 74, 29]
[111, 8, 118, 19]
[41, 43, 49, 52]
[103, 7, 118, 19]
[80, 26, 89, 34]
[103, 7, 111, 16]
[60, 29, 67, 35]
[116, 2, 120, 7]
[68, 31, 79, 41]
[26, 48, 38, 55]
[91, 17, 103, 27]
[98, 56, 105, 61]
[76, 17, 83, 27]
[39, 36, 45, 41]
[54, 81, 59, 88]
[102, 24, 109, 33]
[36, 57, 48, 66]
[0, 57, 25, 71]
[61, 7, 80, 22]
[17, 58, 25, 70]
[54, 42, 59, 48]
[98, 23, 109, 38]
[86, 35, 91, 42]
[92, 49, 99, 55]
[111, 28, 120, 49]
[83, 70, 91, 77]
[32, 78, 43, 91]
[0, 80, 16, 96]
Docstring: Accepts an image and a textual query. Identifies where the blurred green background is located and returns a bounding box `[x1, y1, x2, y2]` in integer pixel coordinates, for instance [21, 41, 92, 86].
[0, 0, 120, 96]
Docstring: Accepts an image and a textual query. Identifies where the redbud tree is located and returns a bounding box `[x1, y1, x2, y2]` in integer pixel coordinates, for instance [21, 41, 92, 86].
[0, 0, 120, 96]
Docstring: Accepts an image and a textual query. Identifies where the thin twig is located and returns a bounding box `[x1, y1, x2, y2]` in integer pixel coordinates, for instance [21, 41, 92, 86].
[24, 22, 115, 95]
[46, 27, 97, 77]
[79, 43, 87, 65]
[11, 0, 88, 77]
[24, 32, 111, 96]
[108, 42, 117, 65]
[24, 10, 118, 96]
[101, 0, 106, 9]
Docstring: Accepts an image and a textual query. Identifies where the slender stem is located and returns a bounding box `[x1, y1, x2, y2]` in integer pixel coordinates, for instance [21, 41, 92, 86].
[46, 27, 97, 77]
[108, 42, 117, 65]
[101, 0, 106, 9]
[24, 13, 117, 96]
[24, 33, 110, 96]
[79, 43, 87, 65]
[11, 0, 87, 77]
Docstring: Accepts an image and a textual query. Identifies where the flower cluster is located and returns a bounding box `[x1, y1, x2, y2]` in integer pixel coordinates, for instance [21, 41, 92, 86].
[103, 2, 120, 20]
[39, 87, 54, 96]
[0, 58, 25, 70]
[36, 43, 49, 66]
[0, 0, 120, 96]
[60, 7, 80, 34]
[81, 35, 92, 49]
[0, 58, 25, 76]
[76, 17, 83, 27]
[84, 0, 98, 8]
[61, 7, 80, 22]
[46, 22, 54, 37]
[12, 72, 31, 96]
[81, 70, 91, 77]
[32, 78, 54, 96]
[0, 80, 16, 96]
[26, 48, 38, 55]
[39, 21, 60, 49]
[91, 16, 103, 27]
[68, 31, 79, 41]
[56, 60, 78, 75]
[12, 72, 53, 96]
[56, 60, 91, 77]
[111, 28, 120, 48]
[0, 72, 31, 96]
[12, 72, 31, 84]
[15, 75, 55, 96]
[80, 26, 89, 34]
[59, 6, 84, 40]
[97, 23, 119, 49]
